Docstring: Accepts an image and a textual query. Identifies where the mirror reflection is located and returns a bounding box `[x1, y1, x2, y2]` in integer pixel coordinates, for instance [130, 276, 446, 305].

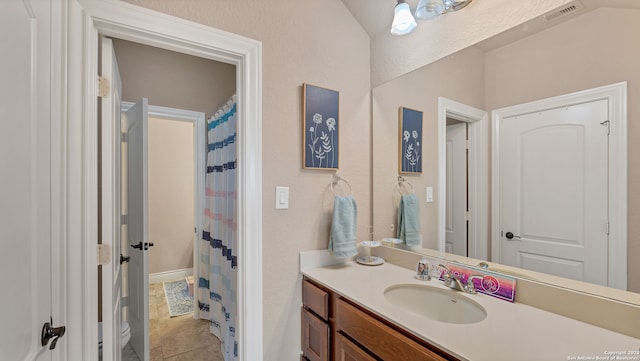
[372, 1, 639, 300]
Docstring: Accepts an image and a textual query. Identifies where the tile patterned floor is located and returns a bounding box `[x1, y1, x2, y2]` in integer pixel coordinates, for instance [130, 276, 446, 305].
[122, 282, 222, 361]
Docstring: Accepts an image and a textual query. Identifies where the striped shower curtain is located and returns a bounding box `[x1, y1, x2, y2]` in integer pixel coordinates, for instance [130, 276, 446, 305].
[198, 95, 238, 360]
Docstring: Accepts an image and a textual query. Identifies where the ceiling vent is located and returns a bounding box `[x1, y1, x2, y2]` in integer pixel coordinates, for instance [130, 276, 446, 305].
[543, 1, 584, 23]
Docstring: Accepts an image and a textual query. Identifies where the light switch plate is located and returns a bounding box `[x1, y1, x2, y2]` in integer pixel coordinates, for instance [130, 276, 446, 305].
[275, 186, 289, 209]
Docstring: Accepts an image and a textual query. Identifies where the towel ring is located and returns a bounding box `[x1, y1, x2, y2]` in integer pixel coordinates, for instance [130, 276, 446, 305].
[396, 175, 414, 195]
[331, 174, 353, 197]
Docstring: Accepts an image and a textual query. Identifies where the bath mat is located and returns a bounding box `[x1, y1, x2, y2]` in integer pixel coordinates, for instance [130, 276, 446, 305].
[163, 279, 194, 317]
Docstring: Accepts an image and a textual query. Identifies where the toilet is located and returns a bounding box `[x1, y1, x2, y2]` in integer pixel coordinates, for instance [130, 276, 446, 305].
[98, 321, 131, 350]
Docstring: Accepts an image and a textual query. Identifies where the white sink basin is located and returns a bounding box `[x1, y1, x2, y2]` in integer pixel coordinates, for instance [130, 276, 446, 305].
[383, 284, 487, 324]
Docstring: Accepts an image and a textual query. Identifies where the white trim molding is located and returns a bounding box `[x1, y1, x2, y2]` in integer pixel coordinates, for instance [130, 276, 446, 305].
[437, 97, 489, 260]
[491, 81, 627, 290]
[66, 1, 263, 360]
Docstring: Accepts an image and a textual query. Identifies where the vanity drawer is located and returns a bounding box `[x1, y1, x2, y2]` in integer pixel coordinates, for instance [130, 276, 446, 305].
[335, 298, 451, 361]
[303, 279, 329, 321]
[333, 331, 376, 361]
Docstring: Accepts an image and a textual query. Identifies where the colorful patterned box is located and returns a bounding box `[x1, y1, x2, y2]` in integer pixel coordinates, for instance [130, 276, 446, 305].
[424, 258, 517, 302]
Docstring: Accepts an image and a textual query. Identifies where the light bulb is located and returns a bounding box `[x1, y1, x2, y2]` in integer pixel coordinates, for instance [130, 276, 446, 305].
[390, 1, 417, 36]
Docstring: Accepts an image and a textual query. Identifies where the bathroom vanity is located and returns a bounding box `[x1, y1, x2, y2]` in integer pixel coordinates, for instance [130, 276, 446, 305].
[302, 277, 455, 361]
[300, 257, 640, 361]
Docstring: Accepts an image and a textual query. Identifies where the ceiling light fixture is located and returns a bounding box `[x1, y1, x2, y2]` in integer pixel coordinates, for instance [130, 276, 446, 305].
[390, 0, 417, 36]
[392, 0, 474, 35]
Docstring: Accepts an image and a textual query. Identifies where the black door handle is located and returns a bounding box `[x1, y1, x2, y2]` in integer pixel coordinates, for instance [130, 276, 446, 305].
[41, 318, 66, 350]
[120, 254, 130, 264]
[505, 232, 521, 240]
[131, 241, 143, 250]
[131, 241, 154, 250]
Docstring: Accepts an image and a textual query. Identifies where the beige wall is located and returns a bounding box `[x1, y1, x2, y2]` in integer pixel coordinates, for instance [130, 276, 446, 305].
[373, 46, 486, 248]
[148, 117, 195, 274]
[122, 1, 372, 359]
[112, 39, 236, 116]
[485, 7, 640, 292]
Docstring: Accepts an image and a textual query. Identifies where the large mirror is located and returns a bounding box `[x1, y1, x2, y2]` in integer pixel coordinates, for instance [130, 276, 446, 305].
[372, 0, 639, 303]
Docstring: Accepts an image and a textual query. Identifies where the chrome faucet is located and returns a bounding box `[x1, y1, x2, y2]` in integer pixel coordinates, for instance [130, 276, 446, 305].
[465, 274, 484, 294]
[439, 264, 483, 294]
[439, 264, 466, 291]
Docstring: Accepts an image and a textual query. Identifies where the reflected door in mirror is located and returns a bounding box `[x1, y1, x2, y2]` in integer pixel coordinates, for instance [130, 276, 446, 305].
[498, 99, 608, 286]
[445, 122, 468, 256]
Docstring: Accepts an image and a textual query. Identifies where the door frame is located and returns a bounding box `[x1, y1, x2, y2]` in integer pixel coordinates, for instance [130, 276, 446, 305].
[491, 82, 627, 290]
[66, 0, 263, 359]
[121, 101, 206, 318]
[437, 97, 489, 260]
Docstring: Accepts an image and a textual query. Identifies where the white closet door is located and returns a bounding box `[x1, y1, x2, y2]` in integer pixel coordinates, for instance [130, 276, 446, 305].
[0, 0, 54, 360]
[126, 98, 150, 361]
[445, 123, 467, 256]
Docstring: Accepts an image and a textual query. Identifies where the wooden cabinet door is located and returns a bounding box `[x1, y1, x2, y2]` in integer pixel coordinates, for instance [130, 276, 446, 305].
[301, 308, 329, 361]
[334, 332, 376, 361]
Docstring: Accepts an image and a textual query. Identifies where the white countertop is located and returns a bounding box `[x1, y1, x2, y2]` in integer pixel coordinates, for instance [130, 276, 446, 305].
[302, 261, 640, 361]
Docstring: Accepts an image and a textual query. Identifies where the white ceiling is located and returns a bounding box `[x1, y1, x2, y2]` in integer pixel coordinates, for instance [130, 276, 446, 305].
[341, 0, 640, 40]
[341, 0, 397, 37]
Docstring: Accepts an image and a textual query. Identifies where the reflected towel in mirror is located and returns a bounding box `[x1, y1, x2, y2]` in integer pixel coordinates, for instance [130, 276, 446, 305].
[329, 196, 358, 258]
[397, 194, 420, 246]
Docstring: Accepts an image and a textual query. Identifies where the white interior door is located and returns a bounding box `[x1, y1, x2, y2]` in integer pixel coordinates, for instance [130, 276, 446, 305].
[498, 99, 609, 285]
[445, 122, 467, 256]
[100, 37, 123, 361]
[126, 98, 150, 361]
[0, 1, 55, 360]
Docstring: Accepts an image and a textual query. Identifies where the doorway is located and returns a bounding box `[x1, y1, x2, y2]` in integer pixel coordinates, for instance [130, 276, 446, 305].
[67, 1, 263, 359]
[112, 39, 233, 361]
[119, 101, 208, 360]
[437, 97, 488, 260]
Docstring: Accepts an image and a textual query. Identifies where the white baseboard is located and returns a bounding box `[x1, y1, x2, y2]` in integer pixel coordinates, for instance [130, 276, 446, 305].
[149, 268, 193, 284]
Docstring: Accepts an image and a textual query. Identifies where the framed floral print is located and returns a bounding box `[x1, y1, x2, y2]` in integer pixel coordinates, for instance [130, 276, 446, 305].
[302, 83, 339, 170]
[399, 106, 423, 174]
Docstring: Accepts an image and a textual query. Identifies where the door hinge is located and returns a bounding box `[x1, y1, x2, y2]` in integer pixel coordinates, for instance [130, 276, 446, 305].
[97, 76, 110, 98]
[606, 221, 610, 235]
[465, 211, 470, 221]
[98, 244, 111, 265]
[465, 140, 471, 149]
[121, 132, 128, 143]
[600, 120, 610, 135]
[121, 214, 127, 225]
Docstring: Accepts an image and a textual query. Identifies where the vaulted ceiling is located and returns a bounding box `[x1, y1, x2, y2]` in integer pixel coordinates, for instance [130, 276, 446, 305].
[341, 0, 640, 39]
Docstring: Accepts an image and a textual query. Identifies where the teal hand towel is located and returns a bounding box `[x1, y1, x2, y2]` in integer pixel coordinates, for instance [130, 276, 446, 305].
[397, 194, 420, 246]
[329, 196, 358, 258]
